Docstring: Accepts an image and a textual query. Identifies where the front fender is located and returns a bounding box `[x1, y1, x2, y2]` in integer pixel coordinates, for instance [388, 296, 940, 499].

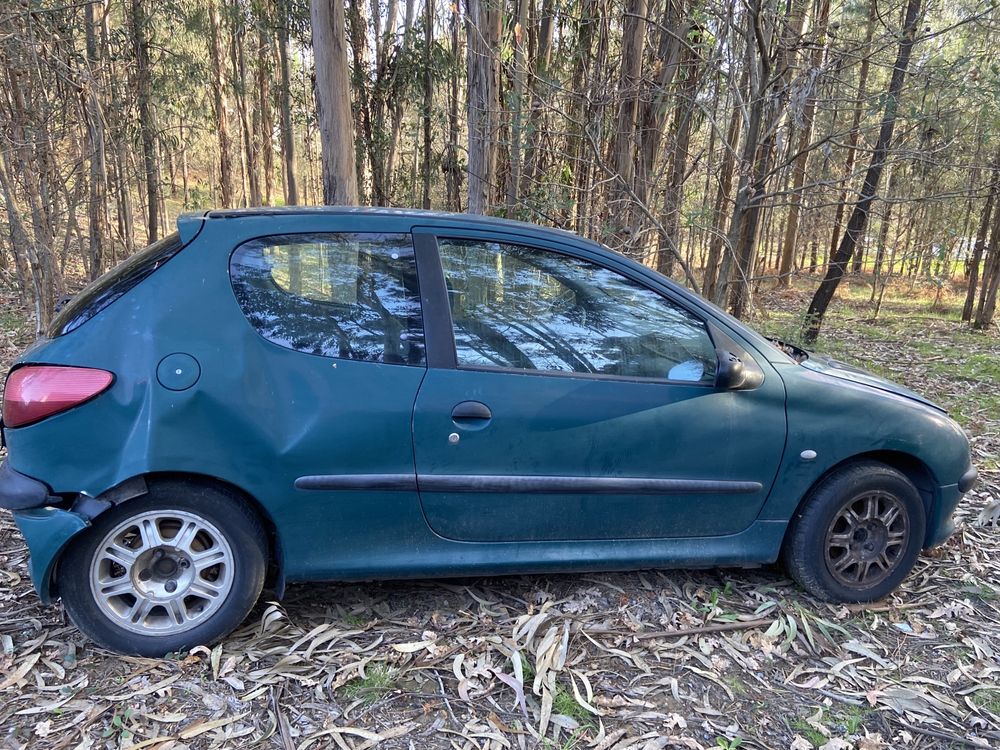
[12, 507, 89, 604]
[762, 364, 972, 523]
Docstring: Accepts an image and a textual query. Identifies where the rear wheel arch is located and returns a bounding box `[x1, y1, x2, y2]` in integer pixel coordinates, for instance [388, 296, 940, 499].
[53, 472, 282, 599]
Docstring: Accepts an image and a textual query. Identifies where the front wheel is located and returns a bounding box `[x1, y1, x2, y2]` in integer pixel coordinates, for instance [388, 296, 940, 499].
[782, 461, 926, 602]
[58, 481, 267, 656]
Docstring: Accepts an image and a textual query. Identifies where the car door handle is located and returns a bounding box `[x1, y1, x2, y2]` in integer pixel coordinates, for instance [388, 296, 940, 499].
[451, 401, 492, 420]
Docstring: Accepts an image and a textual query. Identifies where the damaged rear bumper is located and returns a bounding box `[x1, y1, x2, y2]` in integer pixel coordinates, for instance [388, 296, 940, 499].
[12, 507, 89, 604]
[1, 459, 89, 603]
[0, 458, 58, 510]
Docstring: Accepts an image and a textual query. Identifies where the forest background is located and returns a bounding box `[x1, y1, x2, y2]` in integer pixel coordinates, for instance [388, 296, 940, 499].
[2, 0, 1000, 340]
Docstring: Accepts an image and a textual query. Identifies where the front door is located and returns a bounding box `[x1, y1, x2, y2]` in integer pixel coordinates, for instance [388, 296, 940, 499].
[411, 233, 786, 542]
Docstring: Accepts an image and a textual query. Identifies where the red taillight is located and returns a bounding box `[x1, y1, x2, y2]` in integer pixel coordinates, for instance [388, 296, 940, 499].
[3, 366, 114, 428]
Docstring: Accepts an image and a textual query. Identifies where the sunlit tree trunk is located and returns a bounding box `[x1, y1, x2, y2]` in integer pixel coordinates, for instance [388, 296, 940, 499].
[311, 0, 359, 204]
[209, 2, 235, 208]
[465, 0, 501, 214]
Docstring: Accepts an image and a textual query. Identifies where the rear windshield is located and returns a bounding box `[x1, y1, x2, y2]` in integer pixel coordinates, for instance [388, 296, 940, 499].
[48, 232, 184, 337]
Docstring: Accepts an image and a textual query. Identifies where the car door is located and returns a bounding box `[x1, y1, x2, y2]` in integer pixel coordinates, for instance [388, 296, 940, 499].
[410, 230, 787, 542]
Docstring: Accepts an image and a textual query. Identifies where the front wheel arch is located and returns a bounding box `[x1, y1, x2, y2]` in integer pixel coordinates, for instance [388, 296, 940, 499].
[784, 450, 937, 549]
[781, 458, 928, 601]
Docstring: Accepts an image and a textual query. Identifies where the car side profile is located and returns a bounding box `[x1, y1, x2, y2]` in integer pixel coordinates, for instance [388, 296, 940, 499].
[0, 208, 977, 656]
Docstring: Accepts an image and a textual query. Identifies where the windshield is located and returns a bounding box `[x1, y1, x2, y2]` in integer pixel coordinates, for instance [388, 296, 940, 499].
[48, 232, 184, 337]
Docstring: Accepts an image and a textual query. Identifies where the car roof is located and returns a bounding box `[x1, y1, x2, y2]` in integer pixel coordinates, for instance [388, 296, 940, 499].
[182, 206, 600, 249]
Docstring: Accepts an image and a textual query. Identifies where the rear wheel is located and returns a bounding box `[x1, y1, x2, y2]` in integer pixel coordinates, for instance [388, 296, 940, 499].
[58, 481, 267, 656]
[782, 461, 925, 602]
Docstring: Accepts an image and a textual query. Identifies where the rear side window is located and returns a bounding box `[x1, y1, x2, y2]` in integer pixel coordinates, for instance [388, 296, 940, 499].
[49, 232, 184, 337]
[230, 233, 424, 365]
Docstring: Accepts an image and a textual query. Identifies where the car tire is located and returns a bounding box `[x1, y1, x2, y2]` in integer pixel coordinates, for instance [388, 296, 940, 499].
[782, 461, 925, 602]
[57, 480, 267, 656]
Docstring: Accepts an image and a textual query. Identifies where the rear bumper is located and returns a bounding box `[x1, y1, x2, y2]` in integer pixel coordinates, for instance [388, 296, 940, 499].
[1, 459, 90, 603]
[13, 508, 89, 604]
[0, 458, 57, 510]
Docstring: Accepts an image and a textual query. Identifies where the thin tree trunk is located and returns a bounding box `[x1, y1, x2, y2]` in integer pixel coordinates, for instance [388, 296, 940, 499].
[607, 0, 648, 245]
[209, 3, 235, 207]
[84, 0, 108, 280]
[803, 0, 923, 343]
[839, 0, 877, 274]
[505, 0, 530, 211]
[445, 0, 463, 210]
[422, 0, 434, 209]
[778, 0, 831, 286]
[277, 0, 299, 205]
[232, 13, 261, 206]
[129, 0, 159, 240]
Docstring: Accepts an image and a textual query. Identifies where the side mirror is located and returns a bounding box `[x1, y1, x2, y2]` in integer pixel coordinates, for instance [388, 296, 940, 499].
[715, 350, 764, 391]
[715, 350, 747, 390]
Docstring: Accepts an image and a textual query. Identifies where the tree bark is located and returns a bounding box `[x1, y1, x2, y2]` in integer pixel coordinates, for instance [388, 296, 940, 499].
[465, 0, 501, 214]
[84, 0, 108, 279]
[277, 0, 299, 205]
[311, 0, 359, 204]
[803, 0, 923, 343]
[209, 2, 235, 208]
[422, 0, 434, 209]
[129, 0, 159, 239]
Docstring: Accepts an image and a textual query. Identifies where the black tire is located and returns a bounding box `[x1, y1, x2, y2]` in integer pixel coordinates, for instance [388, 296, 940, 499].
[781, 461, 925, 602]
[57, 480, 267, 656]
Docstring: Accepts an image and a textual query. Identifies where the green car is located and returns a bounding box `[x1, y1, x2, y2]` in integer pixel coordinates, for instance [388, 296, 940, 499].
[0, 208, 977, 656]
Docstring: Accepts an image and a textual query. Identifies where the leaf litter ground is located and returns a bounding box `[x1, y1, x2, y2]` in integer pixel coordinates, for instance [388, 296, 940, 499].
[0, 280, 998, 750]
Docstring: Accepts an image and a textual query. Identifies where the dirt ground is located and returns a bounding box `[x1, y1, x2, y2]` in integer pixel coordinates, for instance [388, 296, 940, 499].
[1, 281, 998, 750]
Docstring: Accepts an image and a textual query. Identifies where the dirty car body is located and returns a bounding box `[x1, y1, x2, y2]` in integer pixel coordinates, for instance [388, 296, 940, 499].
[0, 208, 977, 655]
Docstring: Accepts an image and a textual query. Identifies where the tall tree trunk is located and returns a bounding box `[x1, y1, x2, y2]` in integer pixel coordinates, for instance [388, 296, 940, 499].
[702, 93, 742, 301]
[836, 0, 877, 274]
[311, 0, 359, 204]
[522, 0, 554, 191]
[465, 0, 501, 214]
[232, 13, 261, 206]
[277, 0, 299, 205]
[257, 19, 276, 205]
[974, 193, 1000, 329]
[84, 0, 108, 279]
[129, 0, 159, 240]
[422, 0, 434, 209]
[505, 0, 530, 211]
[803, 0, 923, 343]
[607, 0, 648, 245]
[727, 0, 804, 317]
[445, 0, 463, 210]
[778, 0, 831, 286]
[655, 8, 702, 275]
[209, 2, 235, 208]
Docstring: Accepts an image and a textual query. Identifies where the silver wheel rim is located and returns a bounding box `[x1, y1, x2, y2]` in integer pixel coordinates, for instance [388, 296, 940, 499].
[89, 509, 235, 636]
[824, 491, 909, 588]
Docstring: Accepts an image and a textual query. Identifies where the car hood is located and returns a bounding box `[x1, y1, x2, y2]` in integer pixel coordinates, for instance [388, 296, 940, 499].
[800, 354, 945, 413]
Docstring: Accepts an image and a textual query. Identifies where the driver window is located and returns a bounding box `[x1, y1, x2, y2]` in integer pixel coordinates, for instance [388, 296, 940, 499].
[437, 238, 717, 383]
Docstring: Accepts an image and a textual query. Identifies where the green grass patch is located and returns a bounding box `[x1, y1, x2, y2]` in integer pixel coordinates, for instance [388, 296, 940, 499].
[341, 663, 397, 704]
[973, 688, 1000, 714]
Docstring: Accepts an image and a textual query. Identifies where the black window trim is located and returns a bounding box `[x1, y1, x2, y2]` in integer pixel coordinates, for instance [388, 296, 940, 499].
[412, 227, 723, 387]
